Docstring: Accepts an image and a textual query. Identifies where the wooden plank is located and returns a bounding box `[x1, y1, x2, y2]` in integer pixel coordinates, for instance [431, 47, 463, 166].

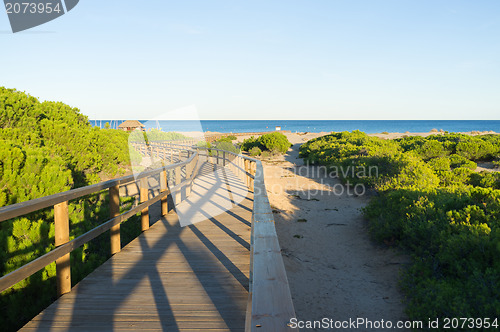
[247, 162, 297, 332]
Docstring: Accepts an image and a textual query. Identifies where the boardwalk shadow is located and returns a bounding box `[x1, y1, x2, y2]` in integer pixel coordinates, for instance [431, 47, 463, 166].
[25, 161, 251, 331]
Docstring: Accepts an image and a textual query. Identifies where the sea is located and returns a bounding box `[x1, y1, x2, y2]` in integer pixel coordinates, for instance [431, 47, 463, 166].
[89, 120, 500, 134]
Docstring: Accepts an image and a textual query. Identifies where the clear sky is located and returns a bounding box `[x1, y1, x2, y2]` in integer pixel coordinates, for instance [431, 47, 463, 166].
[1, 1, 499, 120]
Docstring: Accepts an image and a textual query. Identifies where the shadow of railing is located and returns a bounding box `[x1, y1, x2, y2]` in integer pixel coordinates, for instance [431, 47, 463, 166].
[26, 159, 252, 331]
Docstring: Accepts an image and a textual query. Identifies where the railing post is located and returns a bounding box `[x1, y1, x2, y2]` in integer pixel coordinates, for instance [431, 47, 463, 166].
[140, 177, 149, 231]
[160, 170, 169, 216]
[186, 161, 192, 197]
[170, 149, 174, 163]
[54, 201, 71, 297]
[250, 161, 255, 190]
[239, 157, 243, 181]
[175, 165, 182, 204]
[178, 150, 182, 162]
[109, 185, 121, 255]
[244, 159, 250, 188]
[223, 151, 226, 167]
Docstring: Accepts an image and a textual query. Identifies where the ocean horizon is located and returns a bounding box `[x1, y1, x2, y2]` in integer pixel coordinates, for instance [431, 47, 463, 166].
[89, 120, 500, 134]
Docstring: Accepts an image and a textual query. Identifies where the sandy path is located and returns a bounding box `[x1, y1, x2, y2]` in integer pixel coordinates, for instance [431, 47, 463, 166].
[262, 134, 411, 331]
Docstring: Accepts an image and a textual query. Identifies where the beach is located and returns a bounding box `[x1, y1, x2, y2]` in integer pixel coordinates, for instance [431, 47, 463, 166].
[231, 130, 498, 330]
[247, 132, 411, 330]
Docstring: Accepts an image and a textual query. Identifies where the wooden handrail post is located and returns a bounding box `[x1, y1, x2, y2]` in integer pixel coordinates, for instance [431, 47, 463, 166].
[186, 161, 192, 197]
[223, 151, 226, 167]
[175, 165, 182, 204]
[178, 150, 182, 162]
[54, 201, 71, 297]
[160, 170, 169, 216]
[239, 157, 243, 181]
[250, 161, 255, 190]
[244, 159, 250, 188]
[109, 185, 121, 255]
[170, 149, 174, 163]
[140, 177, 149, 231]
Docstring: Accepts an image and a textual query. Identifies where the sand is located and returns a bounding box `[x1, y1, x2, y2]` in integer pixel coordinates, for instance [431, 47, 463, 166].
[252, 132, 411, 331]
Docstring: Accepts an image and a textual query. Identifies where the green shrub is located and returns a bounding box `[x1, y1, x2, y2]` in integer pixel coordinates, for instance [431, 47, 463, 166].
[257, 132, 291, 154]
[249, 147, 262, 156]
[196, 141, 211, 149]
[378, 152, 440, 191]
[261, 151, 272, 159]
[129, 129, 187, 143]
[241, 133, 292, 155]
[214, 136, 233, 143]
[448, 154, 477, 170]
[364, 187, 500, 322]
[241, 136, 261, 151]
[0, 87, 145, 331]
[469, 171, 500, 189]
[303, 130, 500, 325]
[416, 140, 447, 160]
[213, 141, 240, 154]
[456, 139, 496, 161]
[428, 157, 451, 172]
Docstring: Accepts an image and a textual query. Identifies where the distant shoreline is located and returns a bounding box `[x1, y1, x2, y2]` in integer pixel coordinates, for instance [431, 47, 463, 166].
[89, 119, 500, 134]
[176, 130, 499, 142]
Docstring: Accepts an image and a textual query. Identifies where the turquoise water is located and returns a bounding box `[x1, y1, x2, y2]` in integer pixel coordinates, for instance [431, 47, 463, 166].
[90, 120, 500, 134]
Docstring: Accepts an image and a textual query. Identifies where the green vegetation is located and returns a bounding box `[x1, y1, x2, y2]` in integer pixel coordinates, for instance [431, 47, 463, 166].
[129, 129, 187, 143]
[213, 141, 240, 154]
[249, 146, 262, 156]
[0, 87, 145, 331]
[300, 131, 500, 329]
[241, 132, 292, 155]
[212, 137, 240, 154]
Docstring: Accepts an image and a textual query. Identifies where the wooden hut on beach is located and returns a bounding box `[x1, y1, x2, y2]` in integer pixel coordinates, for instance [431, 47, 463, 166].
[118, 120, 145, 132]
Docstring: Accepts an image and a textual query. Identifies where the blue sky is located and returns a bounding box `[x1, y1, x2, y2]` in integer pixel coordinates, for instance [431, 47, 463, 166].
[1, 1, 499, 120]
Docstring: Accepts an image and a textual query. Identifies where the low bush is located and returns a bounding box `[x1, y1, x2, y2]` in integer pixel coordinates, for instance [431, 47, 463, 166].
[240, 136, 261, 151]
[241, 132, 292, 155]
[416, 140, 447, 160]
[260, 151, 272, 159]
[129, 129, 187, 143]
[364, 187, 500, 322]
[448, 154, 477, 170]
[213, 141, 240, 154]
[0, 87, 145, 330]
[301, 130, 500, 326]
[456, 140, 496, 161]
[427, 157, 451, 172]
[258, 132, 292, 154]
[249, 147, 262, 156]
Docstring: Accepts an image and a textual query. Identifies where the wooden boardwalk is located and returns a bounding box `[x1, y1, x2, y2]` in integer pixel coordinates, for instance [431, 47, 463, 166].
[21, 163, 252, 331]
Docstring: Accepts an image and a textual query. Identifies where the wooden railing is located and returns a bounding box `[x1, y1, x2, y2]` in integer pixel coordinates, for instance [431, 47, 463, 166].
[0, 141, 297, 331]
[0, 145, 198, 296]
[143, 141, 298, 331]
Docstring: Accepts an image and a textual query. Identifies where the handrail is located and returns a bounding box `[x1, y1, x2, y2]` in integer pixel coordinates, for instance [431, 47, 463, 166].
[0, 145, 195, 223]
[144, 140, 297, 331]
[1, 141, 297, 331]
[0, 145, 199, 295]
